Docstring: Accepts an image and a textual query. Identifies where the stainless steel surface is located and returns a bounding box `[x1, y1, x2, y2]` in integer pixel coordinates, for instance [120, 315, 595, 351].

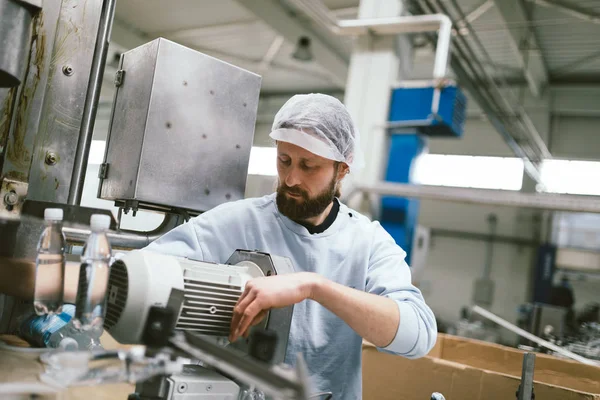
[348, 182, 600, 214]
[0, 0, 40, 87]
[517, 353, 536, 400]
[26, 0, 105, 203]
[67, 0, 116, 206]
[472, 305, 600, 366]
[99, 38, 262, 213]
[63, 212, 180, 249]
[171, 331, 309, 400]
[136, 366, 241, 400]
[0, 0, 61, 183]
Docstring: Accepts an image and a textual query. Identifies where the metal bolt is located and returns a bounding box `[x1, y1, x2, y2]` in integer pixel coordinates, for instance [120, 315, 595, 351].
[177, 383, 187, 393]
[225, 193, 231, 200]
[45, 152, 58, 165]
[206, 385, 213, 392]
[151, 321, 162, 331]
[62, 65, 74, 76]
[4, 191, 18, 206]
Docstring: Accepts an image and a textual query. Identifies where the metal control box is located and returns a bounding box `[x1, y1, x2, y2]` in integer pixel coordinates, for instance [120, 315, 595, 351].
[99, 38, 262, 213]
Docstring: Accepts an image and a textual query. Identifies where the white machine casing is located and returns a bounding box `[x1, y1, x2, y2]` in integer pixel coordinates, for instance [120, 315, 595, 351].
[105, 250, 266, 344]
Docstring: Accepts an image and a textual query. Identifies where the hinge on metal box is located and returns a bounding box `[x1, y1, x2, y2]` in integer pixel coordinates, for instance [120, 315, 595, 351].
[114, 69, 125, 87]
[99, 163, 109, 179]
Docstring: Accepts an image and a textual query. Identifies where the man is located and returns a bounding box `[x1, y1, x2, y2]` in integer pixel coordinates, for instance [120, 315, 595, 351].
[145, 93, 437, 399]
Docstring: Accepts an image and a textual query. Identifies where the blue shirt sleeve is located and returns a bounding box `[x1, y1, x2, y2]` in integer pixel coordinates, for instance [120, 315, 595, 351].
[365, 221, 437, 358]
[144, 220, 205, 260]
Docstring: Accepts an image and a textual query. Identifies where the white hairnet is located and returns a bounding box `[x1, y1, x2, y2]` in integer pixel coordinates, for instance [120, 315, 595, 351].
[270, 93, 364, 172]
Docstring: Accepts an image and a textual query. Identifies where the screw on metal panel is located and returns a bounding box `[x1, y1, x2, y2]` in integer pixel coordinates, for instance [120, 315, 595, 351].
[225, 193, 231, 200]
[177, 383, 187, 393]
[62, 65, 74, 76]
[45, 152, 58, 165]
[166, 122, 172, 129]
[206, 384, 213, 392]
[204, 188, 210, 195]
[4, 191, 18, 206]
[151, 321, 162, 331]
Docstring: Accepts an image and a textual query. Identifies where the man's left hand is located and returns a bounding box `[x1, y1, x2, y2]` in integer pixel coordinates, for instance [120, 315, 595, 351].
[229, 272, 320, 342]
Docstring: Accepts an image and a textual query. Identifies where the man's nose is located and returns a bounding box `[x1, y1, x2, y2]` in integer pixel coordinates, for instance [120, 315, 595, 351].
[284, 166, 301, 187]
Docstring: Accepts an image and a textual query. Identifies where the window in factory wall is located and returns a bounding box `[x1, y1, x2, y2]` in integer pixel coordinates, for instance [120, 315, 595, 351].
[541, 159, 600, 196]
[413, 154, 525, 191]
[248, 146, 277, 176]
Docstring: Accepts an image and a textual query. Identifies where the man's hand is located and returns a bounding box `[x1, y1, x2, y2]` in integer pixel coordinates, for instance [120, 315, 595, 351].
[229, 272, 320, 342]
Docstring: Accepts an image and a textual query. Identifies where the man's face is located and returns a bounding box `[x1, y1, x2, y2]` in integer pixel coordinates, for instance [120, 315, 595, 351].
[275, 141, 346, 222]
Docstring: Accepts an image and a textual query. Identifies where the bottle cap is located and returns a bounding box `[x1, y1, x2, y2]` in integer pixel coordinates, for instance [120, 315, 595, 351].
[58, 337, 78, 351]
[44, 208, 63, 221]
[90, 214, 111, 231]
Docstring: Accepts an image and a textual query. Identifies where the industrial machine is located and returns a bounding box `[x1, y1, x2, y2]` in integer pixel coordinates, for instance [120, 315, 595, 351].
[0, 0, 308, 397]
[101, 249, 298, 399]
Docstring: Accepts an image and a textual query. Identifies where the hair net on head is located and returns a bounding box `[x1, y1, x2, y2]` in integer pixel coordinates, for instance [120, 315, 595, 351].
[270, 93, 364, 172]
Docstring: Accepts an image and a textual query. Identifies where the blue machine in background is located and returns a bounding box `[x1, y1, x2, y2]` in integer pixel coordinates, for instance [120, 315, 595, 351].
[381, 82, 467, 263]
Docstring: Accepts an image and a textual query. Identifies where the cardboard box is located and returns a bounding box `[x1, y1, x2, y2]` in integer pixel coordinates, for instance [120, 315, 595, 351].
[362, 334, 600, 400]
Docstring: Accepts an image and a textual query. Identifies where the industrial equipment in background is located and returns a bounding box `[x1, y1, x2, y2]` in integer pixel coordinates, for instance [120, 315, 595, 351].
[381, 66, 467, 265]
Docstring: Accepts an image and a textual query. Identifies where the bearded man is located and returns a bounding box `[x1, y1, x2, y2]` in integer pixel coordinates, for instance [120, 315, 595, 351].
[145, 93, 437, 399]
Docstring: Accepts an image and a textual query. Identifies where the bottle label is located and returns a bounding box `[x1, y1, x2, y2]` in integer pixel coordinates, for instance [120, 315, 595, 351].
[21, 304, 75, 347]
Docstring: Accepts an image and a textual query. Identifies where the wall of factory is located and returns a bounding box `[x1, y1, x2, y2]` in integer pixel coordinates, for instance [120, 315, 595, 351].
[85, 90, 599, 343]
[414, 116, 537, 344]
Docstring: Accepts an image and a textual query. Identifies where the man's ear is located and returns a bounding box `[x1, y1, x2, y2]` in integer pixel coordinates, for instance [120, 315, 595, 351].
[337, 163, 350, 180]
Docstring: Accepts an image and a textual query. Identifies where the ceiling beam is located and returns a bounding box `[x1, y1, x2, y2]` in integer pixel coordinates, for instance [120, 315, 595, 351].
[235, 0, 349, 87]
[493, 0, 549, 98]
[529, 0, 600, 25]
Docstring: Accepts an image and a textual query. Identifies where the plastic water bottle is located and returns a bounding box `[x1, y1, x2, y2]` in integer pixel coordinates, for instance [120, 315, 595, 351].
[33, 208, 66, 316]
[20, 304, 103, 350]
[72, 214, 112, 333]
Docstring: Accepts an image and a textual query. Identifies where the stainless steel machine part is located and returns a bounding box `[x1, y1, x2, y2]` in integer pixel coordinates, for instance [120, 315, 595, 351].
[0, 0, 41, 87]
[169, 331, 309, 400]
[67, 0, 116, 205]
[98, 37, 261, 214]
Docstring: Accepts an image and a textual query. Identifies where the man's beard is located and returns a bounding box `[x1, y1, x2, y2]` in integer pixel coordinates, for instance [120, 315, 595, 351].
[276, 175, 339, 223]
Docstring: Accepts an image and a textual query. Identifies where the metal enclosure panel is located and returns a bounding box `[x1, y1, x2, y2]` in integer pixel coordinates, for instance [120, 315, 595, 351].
[102, 38, 261, 212]
[1, 2, 61, 182]
[0, 0, 36, 87]
[26, 0, 105, 202]
[100, 40, 159, 201]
